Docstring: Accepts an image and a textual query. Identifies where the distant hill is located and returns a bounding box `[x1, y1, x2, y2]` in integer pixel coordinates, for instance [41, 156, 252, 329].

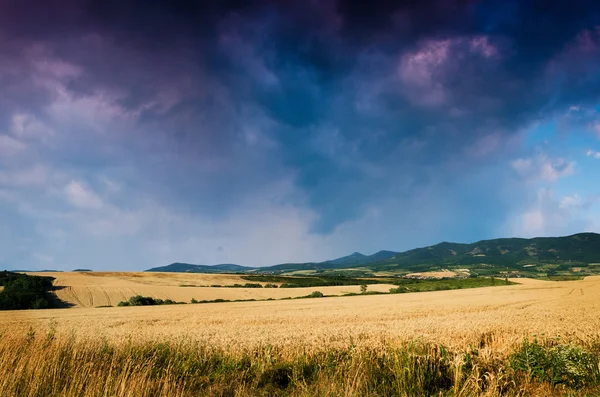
[145, 233, 600, 276]
[323, 250, 397, 266]
[325, 251, 366, 266]
[73, 269, 92, 272]
[146, 262, 257, 273]
[370, 232, 600, 271]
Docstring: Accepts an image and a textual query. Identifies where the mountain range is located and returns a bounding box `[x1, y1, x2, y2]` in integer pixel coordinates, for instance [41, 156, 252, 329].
[146, 232, 600, 276]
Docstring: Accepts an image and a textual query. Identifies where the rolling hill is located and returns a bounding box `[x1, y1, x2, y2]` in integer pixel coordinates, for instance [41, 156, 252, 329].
[147, 262, 257, 273]
[145, 233, 600, 276]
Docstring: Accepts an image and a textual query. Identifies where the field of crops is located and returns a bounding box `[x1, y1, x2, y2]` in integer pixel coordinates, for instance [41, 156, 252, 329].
[27, 272, 395, 308]
[3, 275, 598, 349]
[3, 275, 600, 396]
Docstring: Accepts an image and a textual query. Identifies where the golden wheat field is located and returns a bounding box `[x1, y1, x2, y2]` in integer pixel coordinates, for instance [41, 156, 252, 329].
[4, 274, 600, 396]
[3, 274, 600, 352]
[24, 271, 396, 308]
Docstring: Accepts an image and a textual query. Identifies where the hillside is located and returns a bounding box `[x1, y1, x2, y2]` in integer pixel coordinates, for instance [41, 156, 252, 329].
[147, 263, 256, 273]
[145, 233, 600, 277]
[368, 232, 600, 274]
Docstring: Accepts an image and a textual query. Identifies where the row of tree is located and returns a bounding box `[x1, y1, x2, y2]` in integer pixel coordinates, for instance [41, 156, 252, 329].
[0, 271, 56, 310]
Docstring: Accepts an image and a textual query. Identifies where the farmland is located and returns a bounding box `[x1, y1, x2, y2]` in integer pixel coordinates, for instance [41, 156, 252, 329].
[25, 272, 397, 308]
[2, 274, 600, 395]
[3, 275, 598, 348]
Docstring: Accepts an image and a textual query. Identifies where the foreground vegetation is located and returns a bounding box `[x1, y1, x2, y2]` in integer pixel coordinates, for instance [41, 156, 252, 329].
[1, 330, 599, 396]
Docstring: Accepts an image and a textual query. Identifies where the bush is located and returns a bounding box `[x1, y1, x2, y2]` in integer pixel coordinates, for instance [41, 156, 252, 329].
[509, 338, 600, 388]
[307, 291, 324, 298]
[243, 283, 263, 288]
[117, 295, 184, 307]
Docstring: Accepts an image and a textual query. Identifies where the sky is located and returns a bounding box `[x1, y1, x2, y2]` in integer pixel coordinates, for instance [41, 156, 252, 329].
[1, 0, 600, 271]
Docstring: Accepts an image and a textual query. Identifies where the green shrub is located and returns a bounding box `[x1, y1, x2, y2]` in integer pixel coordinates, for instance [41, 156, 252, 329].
[0, 272, 56, 310]
[509, 338, 600, 388]
[307, 291, 324, 298]
[117, 295, 184, 307]
[243, 283, 263, 288]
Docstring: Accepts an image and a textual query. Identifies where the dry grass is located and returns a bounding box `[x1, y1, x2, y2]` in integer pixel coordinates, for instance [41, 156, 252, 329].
[26, 272, 394, 308]
[0, 331, 572, 397]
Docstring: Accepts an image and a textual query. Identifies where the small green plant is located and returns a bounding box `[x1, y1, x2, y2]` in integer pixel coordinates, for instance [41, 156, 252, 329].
[509, 338, 600, 388]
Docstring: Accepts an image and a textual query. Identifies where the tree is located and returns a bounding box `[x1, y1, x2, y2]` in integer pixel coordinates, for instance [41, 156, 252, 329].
[360, 284, 368, 294]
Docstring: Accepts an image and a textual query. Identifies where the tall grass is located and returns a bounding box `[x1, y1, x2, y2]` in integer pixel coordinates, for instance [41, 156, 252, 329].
[1, 329, 599, 396]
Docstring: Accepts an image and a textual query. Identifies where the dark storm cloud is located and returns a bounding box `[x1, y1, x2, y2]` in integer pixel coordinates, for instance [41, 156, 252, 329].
[1, 0, 600, 234]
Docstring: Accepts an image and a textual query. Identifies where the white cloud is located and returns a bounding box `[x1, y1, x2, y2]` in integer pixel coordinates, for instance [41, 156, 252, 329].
[560, 194, 583, 209]
[505, 189, 564, 237]
[511, 158, 533, 174]
[540, 158, 575, 180]
[399, 39, 451, 106]
[511, 155, 575, 181]
[398, 35, 498, 107]
[11, 113, 54, 142]
[505, 189, 598, 238]
[586, 149, 600, 159]
[64, 180, 103, 209]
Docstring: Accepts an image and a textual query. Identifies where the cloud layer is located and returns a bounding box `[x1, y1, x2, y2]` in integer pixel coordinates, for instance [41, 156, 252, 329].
[1, 0, 600, 270]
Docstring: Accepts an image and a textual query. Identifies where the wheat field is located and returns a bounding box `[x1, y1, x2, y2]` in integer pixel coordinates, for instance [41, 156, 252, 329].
[25, 271, 395, 308]
[3, 275, 600, 396]
[4, 275, 600, 351]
